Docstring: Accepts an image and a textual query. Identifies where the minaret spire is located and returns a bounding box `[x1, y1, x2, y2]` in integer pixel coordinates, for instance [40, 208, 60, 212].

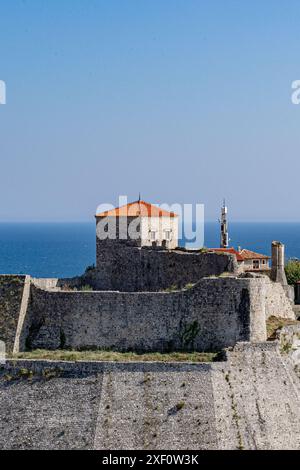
[220, 199, 229, 248]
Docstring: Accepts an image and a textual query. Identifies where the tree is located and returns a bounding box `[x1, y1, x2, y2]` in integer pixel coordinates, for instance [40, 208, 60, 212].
[285, 260, 300, 285]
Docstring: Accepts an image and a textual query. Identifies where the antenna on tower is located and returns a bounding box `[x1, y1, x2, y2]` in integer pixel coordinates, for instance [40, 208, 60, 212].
[220, 199, 229, 248]
[138, 192, 141, 202]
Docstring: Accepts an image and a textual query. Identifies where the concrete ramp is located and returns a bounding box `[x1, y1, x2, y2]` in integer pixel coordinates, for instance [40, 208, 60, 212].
[0, 362, 103, 450]
[213, 342, 300, 449]
[0, 343, 300, 450]
[93, 363, 218, 450]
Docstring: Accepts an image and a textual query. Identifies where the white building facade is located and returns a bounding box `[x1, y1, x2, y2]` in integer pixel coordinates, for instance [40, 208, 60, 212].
[96, 200, 178, 249]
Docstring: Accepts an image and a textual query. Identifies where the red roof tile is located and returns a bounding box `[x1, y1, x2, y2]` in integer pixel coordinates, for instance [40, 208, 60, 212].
[209, 247, 270, 261]
[239, 249, 270, 260]
[209, 248, 244, 261]
[96, 200, 178, 218]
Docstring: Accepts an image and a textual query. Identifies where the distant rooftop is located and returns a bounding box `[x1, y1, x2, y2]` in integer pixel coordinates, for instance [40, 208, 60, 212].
[239, 249, 270, 260]
[96, 200, 178, 218]
[209, 247, 270, 261]
[209, 248, 244, 262]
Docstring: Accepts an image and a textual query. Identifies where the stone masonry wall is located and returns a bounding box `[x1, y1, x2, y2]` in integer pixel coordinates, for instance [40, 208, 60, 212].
[1, 342, 300, 450]
[25, 277, 267, 352]
[0, 273, 295, 354]
[212, 342, 300, 450]
[0, 275, 28, 353]
[264, 277, 295, 319]
[92, 240, 238, 291]
[240, 273, 295, 320]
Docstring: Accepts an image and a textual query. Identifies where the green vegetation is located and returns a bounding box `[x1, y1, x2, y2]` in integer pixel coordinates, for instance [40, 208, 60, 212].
[18, 368, 34, 379]
[163, 282, 196, 292]
[266, 316, 300, 340]
[2, 368, 34, 381]
[164, 284, 178, 292]
[42, 367, 63, 379]
[184, 283, 195, 290]
[285, 259, 300, 285]
[1, 367, 63, 382]
[280, 341, 292, 355]
[218, 272, 234, 278]
[80, 284, 93, 291]
[61, 284, 93, 292]
[181, 321, 200, 348]
[11, 349, 219, 363]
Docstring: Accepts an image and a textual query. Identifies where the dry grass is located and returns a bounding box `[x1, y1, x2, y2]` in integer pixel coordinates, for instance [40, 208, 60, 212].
[11, 349, 218, 363]
[266, 316, 300, 340]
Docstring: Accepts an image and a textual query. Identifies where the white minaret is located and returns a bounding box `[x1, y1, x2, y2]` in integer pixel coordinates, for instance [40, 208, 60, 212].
[220, 200, 229, 248]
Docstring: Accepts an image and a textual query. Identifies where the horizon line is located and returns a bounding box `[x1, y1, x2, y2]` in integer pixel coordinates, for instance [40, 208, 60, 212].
[0, 219, 300, 224]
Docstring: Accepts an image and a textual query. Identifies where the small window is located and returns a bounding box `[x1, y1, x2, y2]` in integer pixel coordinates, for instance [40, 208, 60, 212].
[164, 230, 171, 240]
[150, 231, 156, 241]
[262, 259, 266, 265]
[253, 260, 260, 269]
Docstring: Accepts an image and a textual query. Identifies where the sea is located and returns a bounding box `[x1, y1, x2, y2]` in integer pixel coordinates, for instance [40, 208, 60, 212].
[0, 222, 300, 279]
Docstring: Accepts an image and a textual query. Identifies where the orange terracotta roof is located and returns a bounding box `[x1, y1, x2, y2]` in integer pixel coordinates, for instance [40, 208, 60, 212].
[209, 247, 270, 261]
[96, 200, 178, 218]
[239, 249, 270, 260]
[209, 248, 244, 262]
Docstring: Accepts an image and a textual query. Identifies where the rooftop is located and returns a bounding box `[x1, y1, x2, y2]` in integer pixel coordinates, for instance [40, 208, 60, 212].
[209, 247, 270, 261]
[96, 200, 178, 218]
[208, 248, 244, 262]
[239, 249, 270, 260]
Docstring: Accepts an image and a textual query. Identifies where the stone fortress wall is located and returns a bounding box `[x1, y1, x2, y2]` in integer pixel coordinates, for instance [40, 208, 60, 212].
[91, 240, 238, 291]
[0, 270, 295, 354]
[25, 276, 267, 352]
[0, 240, 296, 354]
[24, 273, 295, 353]
[0, 341, 300, 450]
[0, 240, 299, 450]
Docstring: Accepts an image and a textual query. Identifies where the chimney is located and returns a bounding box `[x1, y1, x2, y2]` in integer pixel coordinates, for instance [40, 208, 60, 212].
[270, 241, 288, 285]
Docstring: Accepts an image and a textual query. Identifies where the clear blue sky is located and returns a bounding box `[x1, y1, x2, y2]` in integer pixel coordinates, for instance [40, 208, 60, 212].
[0, 0, 300, 222]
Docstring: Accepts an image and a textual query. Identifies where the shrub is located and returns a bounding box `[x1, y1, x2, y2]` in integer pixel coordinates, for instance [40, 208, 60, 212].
[266, 315, 299, 340]
[81, 284, 93, 291]
[18, 368, 34, 379]
[181, 321, 200, 348]
[164, 285, 178, 292]
[184, 283, 195, 290]
[285, 259, 300, 285]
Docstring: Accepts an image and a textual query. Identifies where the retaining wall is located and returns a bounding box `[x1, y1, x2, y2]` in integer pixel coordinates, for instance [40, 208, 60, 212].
[25, 277, 267, 352]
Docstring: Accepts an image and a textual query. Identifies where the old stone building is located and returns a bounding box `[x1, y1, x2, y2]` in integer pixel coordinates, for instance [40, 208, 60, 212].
[239, 249, 270, 271]
[209, 247, 270, 272]
[95, 199, 178, 249]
